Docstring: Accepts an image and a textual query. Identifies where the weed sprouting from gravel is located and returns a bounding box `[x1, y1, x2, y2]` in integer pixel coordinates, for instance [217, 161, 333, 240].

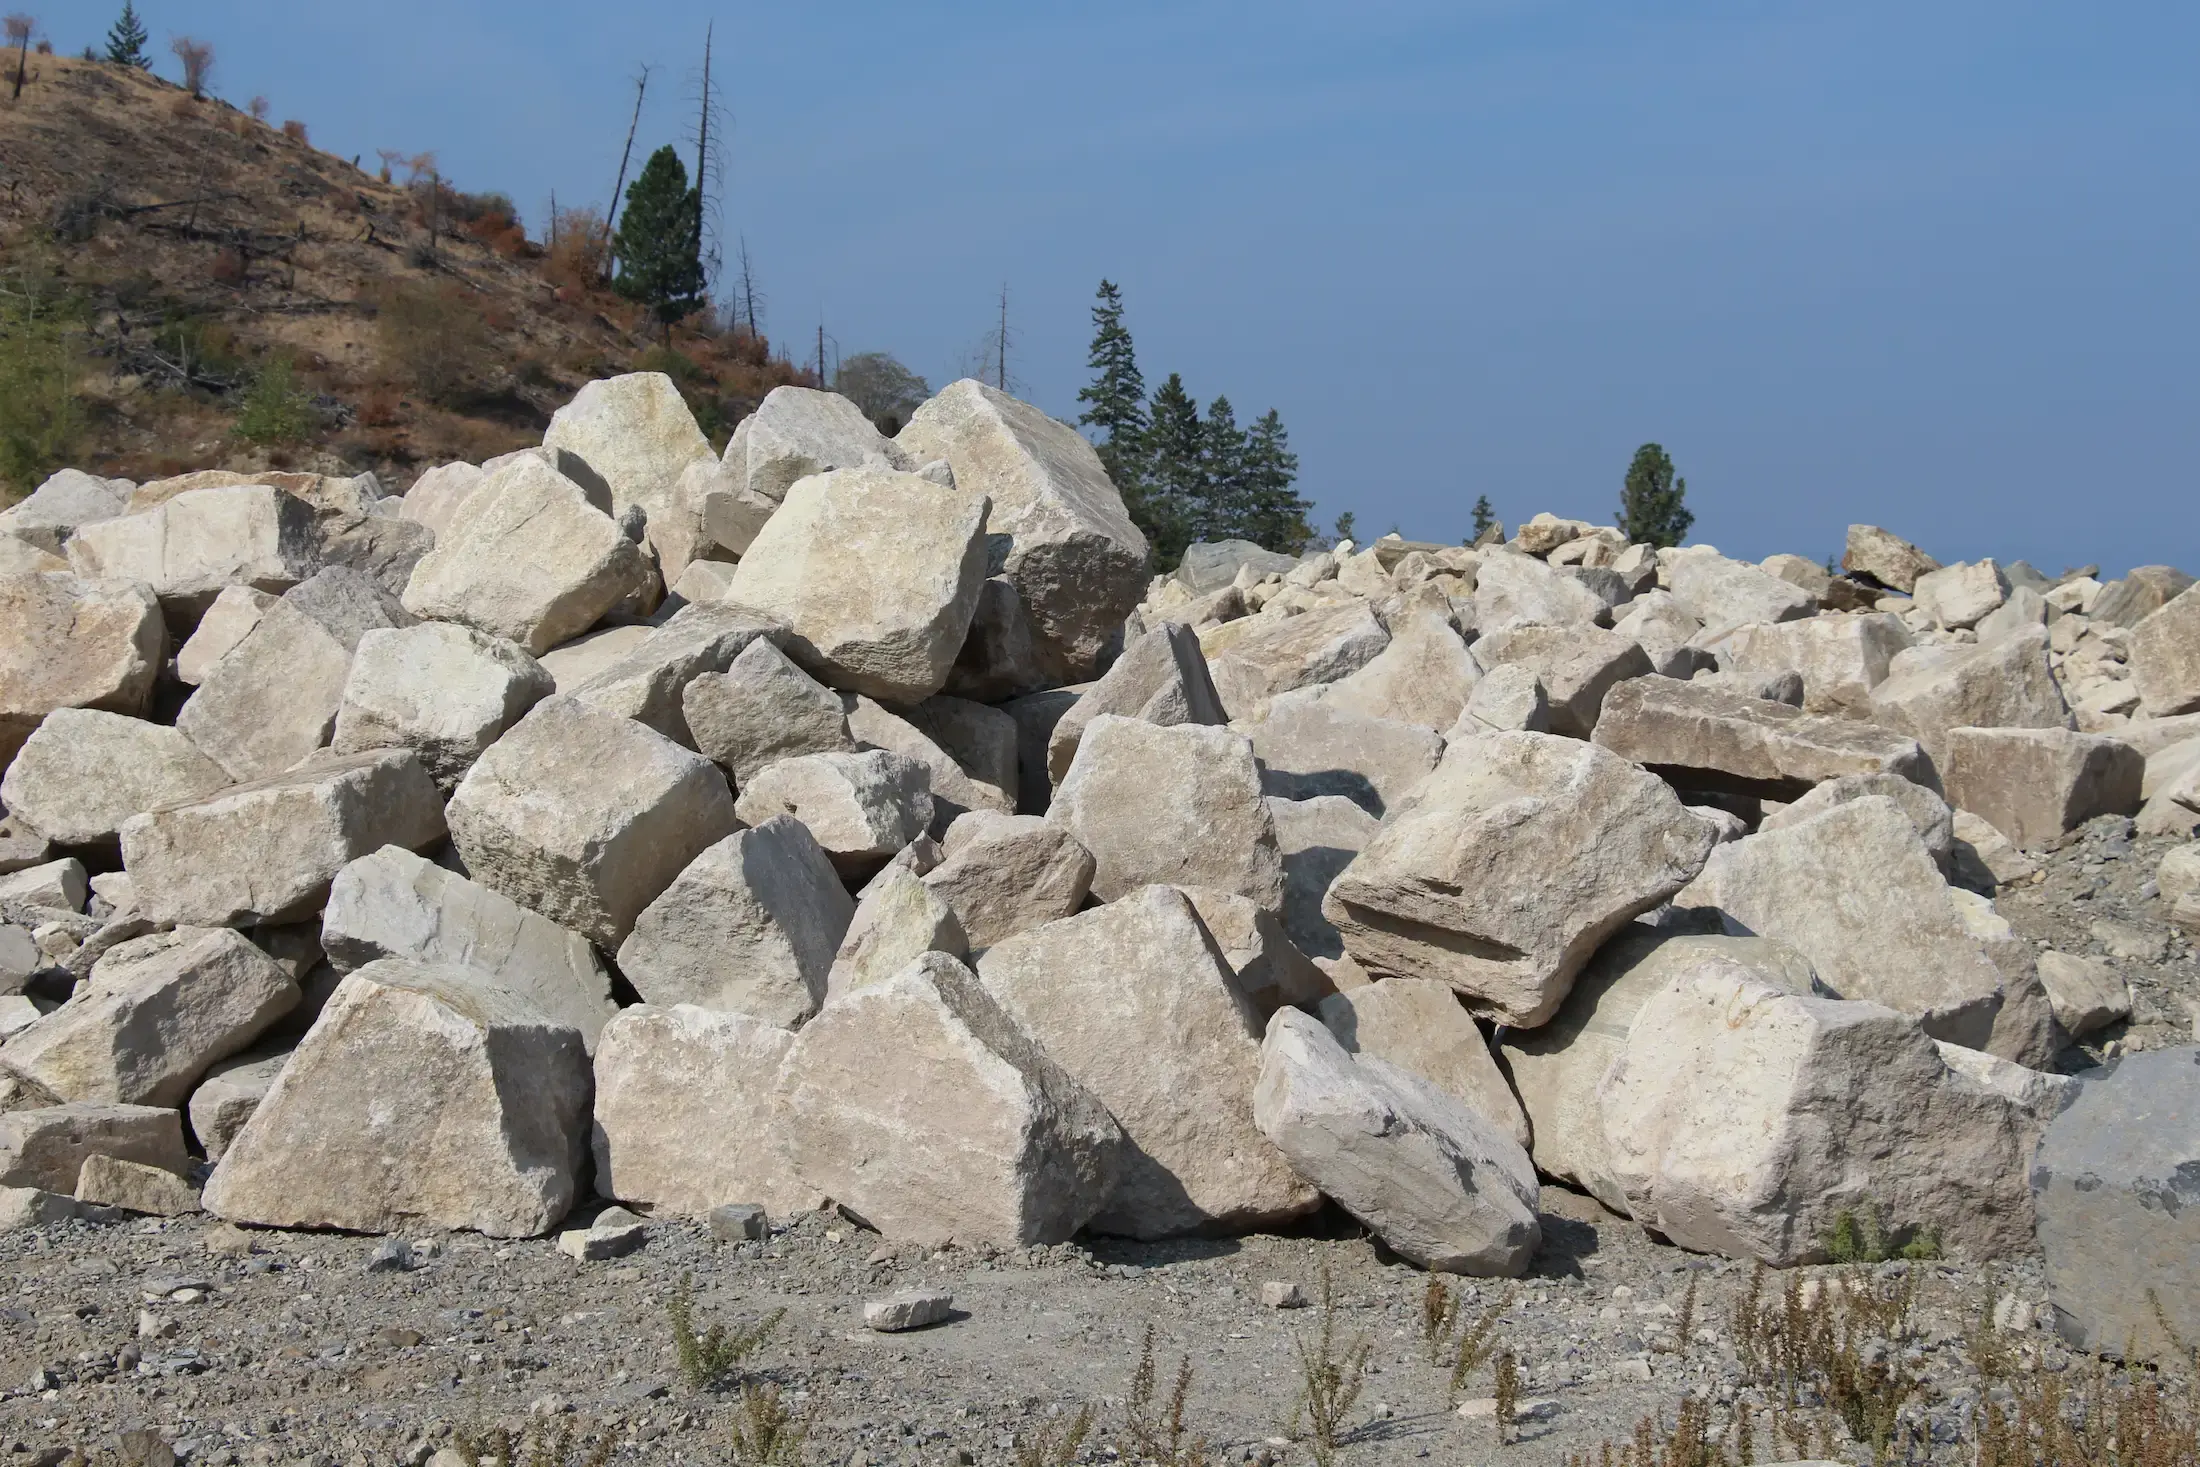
[1420, 1275, 1460, 1363]
[1823, 1204, 1942, 1265]
[667, 1272, 786, 1394]
[1445, 1288, 1511, 1406]
[1120, 1323, 1209, 1467]
[1291, 1262, 1373, 1467]
[1491, 1347, 1521, 1448]
[726, 1381, 811, 1467]
[451, 1419, 614, 1467]
[1015, 1403, 1096, 1467]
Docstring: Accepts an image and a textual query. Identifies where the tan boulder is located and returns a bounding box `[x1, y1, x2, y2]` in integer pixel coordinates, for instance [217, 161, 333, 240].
[0, 573, 165, 769]
[0, 1102, 187, 1193]
[683, 636, 858, 783]
[1177, 885, 1331, 1018]
[185, 1044, 293, 1163]
[1866, 626, 2071, 771]
[921, 812, 1093, 951]
[1318, 978, 1527, 1149]
[1913, 560, 2011, 630]
[173, 585, 275, 686]
[2129, 587, 2200, 715]
[826, 866, 968, 1003]
[565, 601, 783, 748]
[1941, 727, 2145, 849]
[1721, 612, 1913, 717]
[66, 485, 318, 631]
[330, 623, 555, 789]
[733, 750, 934, 877]
[1266, 794, 1380, 961]
[1470, 625, 1653, 739]
[1315, 609, 1479, 730]
[1045, 622, 1225, 785]
[540, 371, 716, 524]
[1591, 677, 1934, 799]
[1244, 696, 1444, 817]
[1204, 601, 1390, 722]
[0, 710, 230, 847]
[1842, 525, 1941, 592]
[845, 695, 1014, 831]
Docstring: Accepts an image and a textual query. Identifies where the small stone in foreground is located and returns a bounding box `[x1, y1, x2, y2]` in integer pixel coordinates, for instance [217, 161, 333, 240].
[0, 1185, 76, 1230]
[709, 1202, 769, 1243]
[864, 1288, 954, 1332]
[557, 1220, 648, 1261]
[1259, 1281, 1307, 1309]
[73, 1154, 201, 1217]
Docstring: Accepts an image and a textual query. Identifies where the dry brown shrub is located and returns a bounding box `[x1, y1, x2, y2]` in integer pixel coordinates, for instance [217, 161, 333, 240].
[169, 35, 212, 97]
[210, 246, 247, 285]
[248, 94, 268, 121]
[543, 206, 607, 293]
[374, 279, 493, 406]
[281, 119, 307, 143]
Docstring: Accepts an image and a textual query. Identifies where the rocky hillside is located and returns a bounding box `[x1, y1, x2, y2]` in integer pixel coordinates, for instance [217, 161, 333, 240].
[0, 373, 2196, 1463]
[0, 53, 807, 492]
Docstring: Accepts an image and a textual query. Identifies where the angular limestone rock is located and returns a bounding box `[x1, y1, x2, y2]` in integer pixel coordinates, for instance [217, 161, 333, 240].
[66, 486, 319, 630]
[1500, 930, 1818, 1213]
[446, 697, 737, 950]
[186, 1044, 293, 1163]
[322, 846, 617, 1049]
[1662, 547, 1817, 629]
[1722, 613, 1913, 717]
[540, 371, 716, 524]
[1866, 627, 2071, 771]
[1455, 663, 1550, 735]
[897, 380, 1148, 679]
[1591, 677, 1934, 800]
[401, 455, 653, 655]
[396, 461, 486, 536]
[1470, 550, 1609, 636]
[0, 927, 296, 1107]
[565, 602, 783, 747]
[1843, 525, 1941, 593]
[204, 960, 592, 1237]
[177, 566, 414, 782]
[1046, 622, 1227, 785]
[921, 812, 1093, 951]
[1178, 886, 1332, 1018]
[1759, 772, 1955, 868]
[1050, 716, 1284, 908]
[1914, 560, 2011, 631]
[591, 1004, 814, 1219]
[845, 695, 1014, 831]
[0, 710, 230, 846]
[1205, 601, 1390, 722]
[1267, 794, 1380, 961]
[1611, 590, 1706, 678]
[775, 951, 1125, 1245]
[1675, 797, 2054, 1063]
[1324, 732, 1717, 1027]
[2129, 588, 2200, 716]
[1470, 625, 1653, 739]
[0, 469, 130, 555]
[2035, 951, 2131, 1039]
[1319, 979, 1528, 1149]
[945, 576, 1058, 703]
[1245, 696, 1445, 817]
[537, 623, 652, 692]
[827, 866, 968, 1003]
[74, 1154, 200, 1216]
[0, 1102, 187, 1193]
[0, 572, 165, 768]
[728, 385, 905, 504]
[733, 750, 934, 877]
[1941, 727, 2145, 849]
[617, 818, 855, 1028]
[721, 466, 989, 702]
[123, 750, 446, 928]
[2032, 1047, 2200, 1363]
[1316, 608, 1479, 731]
[1255, 1008, 1539, 1275]
[173, 585, 276, 687]
[1600, 967, 2033, 1265]
[331, 622, 556, 788]
[0, 857, 85, 912]
[683, 637, 859, 784]
[976, 886, 1317, 1238]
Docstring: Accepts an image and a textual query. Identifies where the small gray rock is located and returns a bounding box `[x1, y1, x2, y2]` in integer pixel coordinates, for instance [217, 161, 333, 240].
[864, 1288, 953, 1332]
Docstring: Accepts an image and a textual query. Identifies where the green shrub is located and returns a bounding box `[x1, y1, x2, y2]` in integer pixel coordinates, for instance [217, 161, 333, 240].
[0, 278, 88, 501]
[231, 357, 318, 445]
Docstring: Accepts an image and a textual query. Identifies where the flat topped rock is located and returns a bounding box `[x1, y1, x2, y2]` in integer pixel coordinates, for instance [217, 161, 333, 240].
[863, 1288, 954, 1332]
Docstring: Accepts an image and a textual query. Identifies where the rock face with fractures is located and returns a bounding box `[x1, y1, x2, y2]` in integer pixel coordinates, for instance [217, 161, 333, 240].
[65, 485, 319, 631]
[0, 572, 166, 769]
[733, 750, 934, 877]
[564, 602, 784, 748]
[1045, 622, 1225, 785]
[773, 952, 1125, 1246]
[1254, 1009, 1539, 1275]
[1318, 979, 1529, 1149]
[1939, 727, 2145, 849]
[921, 813, 1093, 951]
[0, 709, 230, 846]
[203, 960, 593, 1239]
[1591, 677, 1934, 799]
[683, 637, 858, 783]
[1324, 732, 1717, 1027]
[330, 623, 555, 789]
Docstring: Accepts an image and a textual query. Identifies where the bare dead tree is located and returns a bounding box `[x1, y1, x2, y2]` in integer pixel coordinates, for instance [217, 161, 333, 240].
[735, 235, 763, 336]
[687, 23, 728, 293]
[995, 282, 1011, 391]
[169, 34, 213, 99]
[600, 65, 651, 283]
[5, 15, 32, 100]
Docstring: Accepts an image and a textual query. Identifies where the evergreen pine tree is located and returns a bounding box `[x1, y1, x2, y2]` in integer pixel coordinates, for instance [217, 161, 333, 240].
[1199, 395, 1249, 543]
[1075, 280, 1148, 496]
[1237, 409, 1313, 553]
[104, 2, 149, 67]
[1331, 511, 1357, 547]
[1617, 442, 1694, 548]
[1470, 494, 1497, 542]
[612, 146, 705, 334]
[1141, 373, 1204, 569]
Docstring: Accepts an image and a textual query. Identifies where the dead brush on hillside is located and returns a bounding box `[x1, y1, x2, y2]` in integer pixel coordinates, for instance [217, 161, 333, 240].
[1118, 1324, 1209, 1467]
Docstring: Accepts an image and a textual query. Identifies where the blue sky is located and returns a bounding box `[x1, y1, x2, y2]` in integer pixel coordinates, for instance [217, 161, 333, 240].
[89, 2, 2198, 573]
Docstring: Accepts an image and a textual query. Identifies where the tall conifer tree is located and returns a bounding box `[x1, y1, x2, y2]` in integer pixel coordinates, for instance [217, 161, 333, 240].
[1238, 409, 1313, 553]
[105, 3, 150, 66]
[612, 146, 705, 334]
[1617, 442, 1694, 548]
[1141, 373, 1204, 569]
[1076, 280, 1147, 491]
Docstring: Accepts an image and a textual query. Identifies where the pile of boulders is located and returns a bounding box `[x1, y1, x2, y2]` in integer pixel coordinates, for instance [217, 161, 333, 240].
[1, 376, 2196, 1357]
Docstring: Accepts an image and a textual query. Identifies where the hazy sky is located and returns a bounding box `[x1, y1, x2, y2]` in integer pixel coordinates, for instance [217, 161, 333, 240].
[94, 2, 2197, 573]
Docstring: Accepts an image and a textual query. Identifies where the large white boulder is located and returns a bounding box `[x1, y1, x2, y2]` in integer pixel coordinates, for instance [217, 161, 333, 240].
[826, 865, 968, 1003]
[1255, 1008, 1540, 1275]
[1469, 549, 1609, 636]
[1940, 727, 2145, 849]
[1324, 732, 1717, 1027]
[1866, 626, 2071, 771]
[727, 385, 905, 504]
[1842, 524, 1941, 593]
[0, 468, 130, 555]
[2129, 587, 2200, 716]
[720, 466, 989, 702]
[1318, 978, 1528, 1149]
[1591, 677, 1934, 799]
[1244, 695, 1445, 817]
[0, 710, 230, 847]
[1315, 608, 1480, 731]
[330, 623, 555, 789]
[0, 573, 165, 769]
[0, 1102, 188, 1193]
[1204, 601, 1389, 722]
[445, 696, 738, 950]
[683, 636, 859, 784]
[1470, 624, 1653, 739]
[540, 371, 716, 524]
[1661, 546, 1816, 629]
[921, 812, 1094, 951]
[1912, 559, 2011, 631]
[1044, 622, 1225, 786]
[172, 585, 275, 686]
[66, 485, 318, 630]
[564, 602, 783, 748]
[203, 960, 593, 1238]
[1721, 613, 1913, 718]
[1267, 794, 1380, 961]
[733, 750, 934, 877]
[844, 695, 1015, 831]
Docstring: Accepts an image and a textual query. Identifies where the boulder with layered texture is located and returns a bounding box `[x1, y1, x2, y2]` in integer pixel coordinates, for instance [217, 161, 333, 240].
[616, 818, 855, 1029]
[1843, 524, 1941, 592]
[683, 637, 858, 783]
[827, 865, 968, 1002]
[975, 886, 1317, 1238]
[321, 845, 617, 1049]
[173, 585, 275, 686]
[1244, 696, 1444, 816]
[1591, 677, 1934, 799]
[330, 623, 555, 789]
[1204, 601, 1390, 722]
[844, 695, 1014, 831]
[1315, 609, 1480, 731]
[177, 566, 414, 782]
[921, 812, 1093, 951]
[446, 697, 738, 950]
[0, 573, 165, 769]
[1661, 546, 1817, 629]
[565, 602, 783, 748]
[733, 750, 933, 877]
[1721, 613, 1913, 717]
[1470, 625, 1653, 739]
[2129, 587, 2200, 716]
[0, 710, 230, 847]
[727, 385, 906, 504]
[591, 1004, 815, 1219]
[122, 750, 446, 928]
[1318, 979, 1527, 1149]
[1267, 794, 1379, 961]
[400, 455, 654, 655]
[0, 1102, 187, 1193]
[0, 928, 296, 1107]
[1050, 715, 1284, 908]
[896, 380, 1147, 679]
[1600, 966, 2035, 1265]
[1046, 622, 1226, 785]
[1257, 1010, 1539, 1275]
[721, 466, 989, 702]
[1324, 732, 1717, 1027]
[540, 371, 716, 524]
[774, 951, 1125, 1245]
[1865, 627, 2071, 770]
[65, 485, 319, 630]
[1469, 549, 1609, 635]
[0, 469, 130, 554]
[203, 960, 593, 1238]
[1941, 727, 2145, 849]
[1675, 797, 2055, 1064]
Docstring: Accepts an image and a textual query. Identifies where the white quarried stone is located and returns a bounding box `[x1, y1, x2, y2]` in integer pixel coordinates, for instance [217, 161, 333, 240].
[173, 585, 276, 686]
[617, 818, 855, 1029]
[1660, 546, 1816, 629]
[2035, 951, 2131, 1039]
[774, 952, 1125, 1246]
[721, 466, 989, 702]
[1866, 626, 2072, 771]
[1843, 525, 1941, 593]
[66, 486, 319, 630]
[1324, 732, 1717, 1027]
[591, 1004, 815, 1219]
[1759, 772, 1956, 868]
[536, 624, 652, 692]
[683, 636, 858, 784]
[74, 1154, 200, 1216]
[330, 623, 555, 789]
[896, 379, 1148, 678]
[541, 372, 716, 524]
[566, 602, 783, 748]
[1318, 978, 1529, 1149]
[0, 1102, 187, 1193]
[1454, 663, 1549, 735]
[1941, 727, 2145, 849]
[1267, 794, 1380, 961]
[2128, 587, 2200, 716]
[1591, 677, 1934, 799]
[728, 385, 906, 503]
[1722, 613, 1914, 717]
[321, 846, 616, 1050]
[733, 750, 934, 877]
[446, 697, 735, 950]
[1315, 609, 1480, 732]
[1245, 696, 1445, 817]
[1254, 1008, 1539, 1275]
[1470, 624, 1653, 739]
[1205, 601, 1390, 722]
[1913, 559, 2011, 631]
[0, 573, 165, 768]
[396, 461, 486, 535]
[1050, 715, 1284, 908]
[844, 695, 1014, 831]
[1469, 549, 1608, 636]
[1600, 966, 2034, 1265]
[920, 812, 1093, 951]
[827, 865, 969, 1003]
[204, 960, 593, 1238]
[0, 710, 230, 847]
[1045, 622, 1226, 785]
[0, 927, 296, 1107]
[976, 885, 1318, 1238]
[122, 750, 447, 928]
[186, 1044, 293, 1164]
[0, 468, 131, 554]
[0, 858, 85, 912]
